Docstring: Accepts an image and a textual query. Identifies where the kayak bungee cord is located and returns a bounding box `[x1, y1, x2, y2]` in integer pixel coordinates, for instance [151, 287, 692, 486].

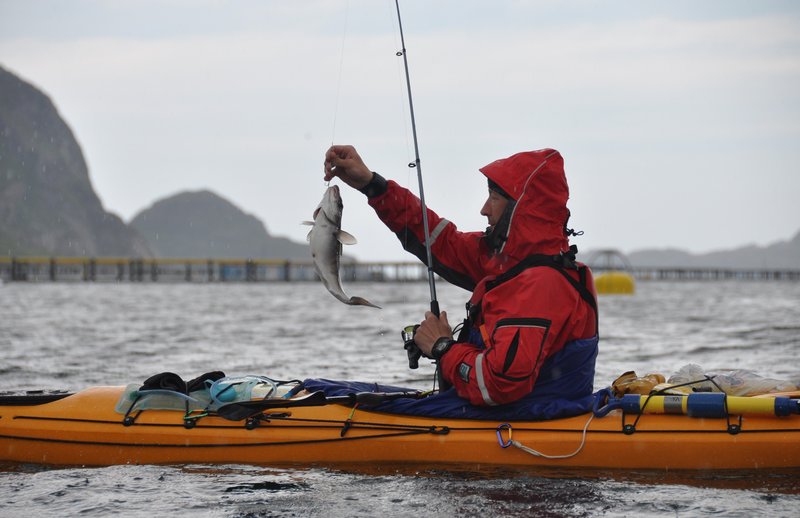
[394, 0, 439, 317]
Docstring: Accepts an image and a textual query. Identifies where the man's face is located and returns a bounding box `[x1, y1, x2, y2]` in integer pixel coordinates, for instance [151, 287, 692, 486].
[480, 189, 509, 228]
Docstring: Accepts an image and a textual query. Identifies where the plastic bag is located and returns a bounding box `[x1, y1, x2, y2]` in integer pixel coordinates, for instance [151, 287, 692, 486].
[114, 383, 210, 414]
[207, 375, 278, 405]
[667, 363, 799, 396]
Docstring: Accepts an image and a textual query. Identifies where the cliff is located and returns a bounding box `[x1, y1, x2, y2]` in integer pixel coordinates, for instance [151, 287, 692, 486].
[0, 65, 152, 257]
[130, 190, 312, 260]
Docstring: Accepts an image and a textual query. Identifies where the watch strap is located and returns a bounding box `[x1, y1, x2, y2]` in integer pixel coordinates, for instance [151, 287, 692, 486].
[431, 337, 455, 360]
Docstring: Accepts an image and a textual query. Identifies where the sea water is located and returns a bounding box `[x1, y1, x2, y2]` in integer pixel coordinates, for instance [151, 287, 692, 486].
[1, 280, 799, 517]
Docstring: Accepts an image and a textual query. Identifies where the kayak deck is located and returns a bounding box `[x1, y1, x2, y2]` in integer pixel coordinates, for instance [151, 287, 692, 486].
[1, 386, 799, 469]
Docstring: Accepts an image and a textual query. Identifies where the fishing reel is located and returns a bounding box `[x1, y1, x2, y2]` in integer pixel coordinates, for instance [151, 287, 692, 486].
[401, 324, 422, 369]
[401, 323, 453, 392]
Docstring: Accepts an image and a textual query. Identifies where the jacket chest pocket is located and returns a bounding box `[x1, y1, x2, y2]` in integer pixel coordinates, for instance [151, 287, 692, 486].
[491, 318, 552, 380]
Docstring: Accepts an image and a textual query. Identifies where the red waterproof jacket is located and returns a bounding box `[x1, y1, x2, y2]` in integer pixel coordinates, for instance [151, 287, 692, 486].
[368, 149, 597, 406]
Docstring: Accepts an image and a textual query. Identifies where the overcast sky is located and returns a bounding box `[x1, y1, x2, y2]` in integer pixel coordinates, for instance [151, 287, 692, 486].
[2, 0, 798, 261]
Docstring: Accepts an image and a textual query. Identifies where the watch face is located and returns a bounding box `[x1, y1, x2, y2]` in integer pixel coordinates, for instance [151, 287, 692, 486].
[433, 338, 452, 359]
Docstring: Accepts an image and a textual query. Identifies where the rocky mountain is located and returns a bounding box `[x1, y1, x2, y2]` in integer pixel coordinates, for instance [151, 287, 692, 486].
[130, 190, 312, 260]
[0, 65, 152, 257]
[624, 230, 800, 269]
[3, 63, 794, 267]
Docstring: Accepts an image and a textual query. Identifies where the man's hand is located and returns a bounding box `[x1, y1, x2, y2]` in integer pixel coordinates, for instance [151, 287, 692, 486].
[324, 145, 373, 189]
[414, 310, 453, 357]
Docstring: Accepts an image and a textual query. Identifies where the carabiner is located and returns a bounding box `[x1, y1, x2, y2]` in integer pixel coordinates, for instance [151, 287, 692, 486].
[496, 423, 513, 448]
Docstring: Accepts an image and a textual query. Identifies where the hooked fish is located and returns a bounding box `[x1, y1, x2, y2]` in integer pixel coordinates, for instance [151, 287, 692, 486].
[303, 185, 380, 308]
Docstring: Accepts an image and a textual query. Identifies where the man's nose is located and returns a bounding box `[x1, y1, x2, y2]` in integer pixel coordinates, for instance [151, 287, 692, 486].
[480, 198, 491, 216]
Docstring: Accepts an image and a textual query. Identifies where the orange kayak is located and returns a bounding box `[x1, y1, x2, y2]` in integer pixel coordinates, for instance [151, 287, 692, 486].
[1, 385, 799, 470]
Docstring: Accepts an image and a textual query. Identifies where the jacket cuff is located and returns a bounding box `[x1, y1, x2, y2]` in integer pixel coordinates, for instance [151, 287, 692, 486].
[358, 172, 388, 199]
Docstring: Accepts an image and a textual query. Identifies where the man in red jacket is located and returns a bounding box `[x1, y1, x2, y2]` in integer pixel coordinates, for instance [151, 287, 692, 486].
[324, 145, 598, 414]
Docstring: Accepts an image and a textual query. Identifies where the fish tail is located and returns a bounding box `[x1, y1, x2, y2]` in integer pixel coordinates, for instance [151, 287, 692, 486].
[348, 296, 381, 309]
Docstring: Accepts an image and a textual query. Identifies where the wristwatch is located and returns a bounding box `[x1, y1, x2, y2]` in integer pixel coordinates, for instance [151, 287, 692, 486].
[430, 337, 455, 360]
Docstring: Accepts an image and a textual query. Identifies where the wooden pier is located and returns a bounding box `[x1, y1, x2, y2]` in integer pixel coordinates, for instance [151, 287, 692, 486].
[620, 267, 800, 281]
[0, 256, 797, 283]
[0, 256, 429, 283]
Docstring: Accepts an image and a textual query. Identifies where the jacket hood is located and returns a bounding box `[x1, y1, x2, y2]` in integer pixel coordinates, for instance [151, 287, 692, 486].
[479, 149, 571, 263]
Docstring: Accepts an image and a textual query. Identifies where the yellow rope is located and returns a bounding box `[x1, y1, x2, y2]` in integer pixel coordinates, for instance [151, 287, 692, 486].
[504, 414, 594, 460]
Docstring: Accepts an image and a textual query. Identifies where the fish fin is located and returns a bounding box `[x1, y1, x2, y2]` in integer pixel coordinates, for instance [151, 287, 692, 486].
[301, 221, 315, 226]
[347, 296, 381, 309]
[337, 230, 358, 245]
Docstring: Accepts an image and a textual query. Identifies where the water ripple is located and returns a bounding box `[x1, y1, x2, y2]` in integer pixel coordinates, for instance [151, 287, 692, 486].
[1, 280, 800, 516]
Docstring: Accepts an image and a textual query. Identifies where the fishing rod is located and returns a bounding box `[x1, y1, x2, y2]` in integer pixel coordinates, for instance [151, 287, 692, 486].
[394, 0, 439, 317]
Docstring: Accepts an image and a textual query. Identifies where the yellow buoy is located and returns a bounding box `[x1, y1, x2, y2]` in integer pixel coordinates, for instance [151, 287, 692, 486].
[587, 249, 636, 295]
[594, 270, 636, 294]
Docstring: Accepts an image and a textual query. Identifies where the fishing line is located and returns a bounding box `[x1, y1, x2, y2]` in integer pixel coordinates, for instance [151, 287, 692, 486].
[385, 0, 415, 294]
[385, 0, 413, 183]
[330, 0, 351, 148]
[394, 0, 439, 317]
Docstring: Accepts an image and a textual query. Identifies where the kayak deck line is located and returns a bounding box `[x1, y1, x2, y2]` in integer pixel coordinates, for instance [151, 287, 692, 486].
[0, 427, 447, 449]
[9, 412, 800, 436]
[2, 418, 798, 448]
[1, 385, 799, 469]
[11, 404, 800, 435]
[10, 412, 453, 435]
